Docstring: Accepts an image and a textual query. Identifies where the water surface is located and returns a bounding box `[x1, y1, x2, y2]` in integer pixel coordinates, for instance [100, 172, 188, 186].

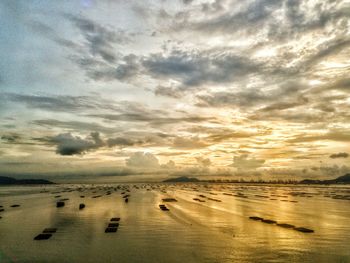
[0, 183, 350, 263]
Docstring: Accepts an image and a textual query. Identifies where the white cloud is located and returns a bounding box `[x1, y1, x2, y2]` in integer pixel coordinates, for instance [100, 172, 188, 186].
[125, 152, 160, 168]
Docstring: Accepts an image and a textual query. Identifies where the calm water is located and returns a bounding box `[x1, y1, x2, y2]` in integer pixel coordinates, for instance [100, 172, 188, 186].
[0, 183, 350, 263]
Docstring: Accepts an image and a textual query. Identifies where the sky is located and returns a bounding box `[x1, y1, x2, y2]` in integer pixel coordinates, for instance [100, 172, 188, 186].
[0, 0, 350, 182]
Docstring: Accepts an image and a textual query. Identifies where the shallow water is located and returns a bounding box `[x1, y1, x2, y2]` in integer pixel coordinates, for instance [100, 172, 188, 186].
[0, 183, 350, 263]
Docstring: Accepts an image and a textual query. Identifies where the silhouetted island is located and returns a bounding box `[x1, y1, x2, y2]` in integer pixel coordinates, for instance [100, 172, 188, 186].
[163, 176, 200, 183]
[0, 176, 54, 185]
[300, 174, 350, 184]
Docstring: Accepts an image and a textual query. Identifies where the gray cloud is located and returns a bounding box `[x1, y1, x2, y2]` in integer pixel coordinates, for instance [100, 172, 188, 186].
[66, 14, 130, 63]
[160, 160, 176, 169]
[89, 113, 214, 125]
[143, 50, 260, 88]
[2, 93, 170, 118]
[1, 134, 20, 143]
[154, 85, 183, 98]
[28, 20, 80, 50]
[86, 54, 141, 81]
[288, 130, 350, 143]
[182, 0, 194, 5]
[178, 0, 281, 35]
[230, 154, 265, 170]
[196, 89, 267, 108]
[33, 119, 120, 134]
[107, 137, 135, 147]
[1, 93, 110, 112]
[174, 0, 349, 42]
[196, 80, 308, 108]
[77, 47, 261, 89]
[196, 157, 211, 167]
[172, 136, 209, 149]
[302, 38, 350, 70]
[258, 96, 309, 112]
[310, 164, 350, 177]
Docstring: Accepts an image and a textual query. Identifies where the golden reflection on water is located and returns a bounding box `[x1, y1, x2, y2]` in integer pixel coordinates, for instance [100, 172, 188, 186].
[0, 184, 350, 263]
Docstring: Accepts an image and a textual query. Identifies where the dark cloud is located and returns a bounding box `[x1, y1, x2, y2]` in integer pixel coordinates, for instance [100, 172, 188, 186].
[38, 130, 174, 155]
[330, 152, 349, 159]
[51, 132, 105, 155]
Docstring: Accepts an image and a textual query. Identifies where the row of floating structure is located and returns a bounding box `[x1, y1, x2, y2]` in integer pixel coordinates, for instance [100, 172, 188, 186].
[249, 216, 314, 233]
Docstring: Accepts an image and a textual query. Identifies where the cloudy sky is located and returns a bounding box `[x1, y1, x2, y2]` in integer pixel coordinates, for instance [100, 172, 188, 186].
[1, 0, 350, 182]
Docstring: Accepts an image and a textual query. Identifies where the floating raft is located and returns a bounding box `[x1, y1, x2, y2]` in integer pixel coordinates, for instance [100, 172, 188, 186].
[34, 233, 52, 240]
[105, 227, 118, 233]
[56, 201, 65, 208]
[162, 198, 177, 202]
[159, 204, 169, 211]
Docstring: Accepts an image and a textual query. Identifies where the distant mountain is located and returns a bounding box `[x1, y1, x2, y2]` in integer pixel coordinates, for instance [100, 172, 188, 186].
[163, 176, 200, 183]
[332, 174, 350, 183]
[300, 174, 350, 184]
[0, 176, 54, 185]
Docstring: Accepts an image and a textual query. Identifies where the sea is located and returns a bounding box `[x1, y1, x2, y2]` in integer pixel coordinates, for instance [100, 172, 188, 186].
[0, 183, 350, 263]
